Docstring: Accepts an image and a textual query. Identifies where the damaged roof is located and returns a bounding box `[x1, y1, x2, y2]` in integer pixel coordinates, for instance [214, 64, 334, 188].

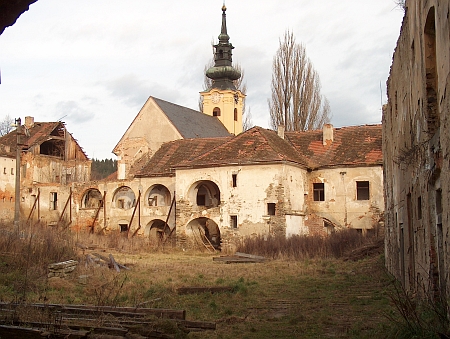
[152, 97, 231, 138]
[136, 124, 382, 177]
[0, 121, 88, 159]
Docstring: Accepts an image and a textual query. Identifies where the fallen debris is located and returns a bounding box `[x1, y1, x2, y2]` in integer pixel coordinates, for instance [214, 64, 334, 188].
[88, 252, 130, 271]
[48, 260, 78, 278]
[213, 252, 267, 264]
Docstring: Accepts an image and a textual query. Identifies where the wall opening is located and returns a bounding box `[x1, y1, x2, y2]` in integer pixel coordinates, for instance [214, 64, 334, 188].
[230, 215, 238, 228]
[356, 181, 370, 200]
[146, 184, 171, 207]
[313, 183, 324, 201]
[145, 219, 170, 241]
[50, 192, 57, 210]
[213, 107, 221, 117]
[187, 217, 221, 249]
[189, 180, 221, 208]
[424, 7, 439, 135]
[113, 186, 136, 210]
[81, 188, 103, 209]
[232, 174, 237, 187]
[267, 203, 276, 216]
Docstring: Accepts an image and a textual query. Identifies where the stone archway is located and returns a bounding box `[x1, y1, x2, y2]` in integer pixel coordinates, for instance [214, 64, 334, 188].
[145, 184, 171, 207]
[112, 186, 136, 210]
[188, 180, 221, 208]
[81, 188, 103, 209]
[145, 219, 171, 241]
[187, 217, 221, 250]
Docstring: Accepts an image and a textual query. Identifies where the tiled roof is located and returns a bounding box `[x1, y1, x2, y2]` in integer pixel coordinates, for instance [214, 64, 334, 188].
[0, 121, 88, 159]
[135, 137, 231, 177]
[286, 124, 382, 169]
[136, 124, 382, 177]
[152, 97, 231, 138]
[177, 127, 309, 168]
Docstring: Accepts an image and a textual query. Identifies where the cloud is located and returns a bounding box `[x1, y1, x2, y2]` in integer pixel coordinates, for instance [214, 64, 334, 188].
[55, 101, 94, 124]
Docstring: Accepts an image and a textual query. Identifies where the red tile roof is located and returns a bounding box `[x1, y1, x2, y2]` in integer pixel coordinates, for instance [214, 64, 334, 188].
[132, 124, 383, 177]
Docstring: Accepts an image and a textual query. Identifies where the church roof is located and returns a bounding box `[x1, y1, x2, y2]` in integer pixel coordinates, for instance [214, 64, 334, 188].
[152, 97, 231, 138]
[136, 124, 382, 177]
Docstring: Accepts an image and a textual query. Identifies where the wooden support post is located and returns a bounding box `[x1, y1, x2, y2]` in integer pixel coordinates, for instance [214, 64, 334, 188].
[128, 191, 141, 238]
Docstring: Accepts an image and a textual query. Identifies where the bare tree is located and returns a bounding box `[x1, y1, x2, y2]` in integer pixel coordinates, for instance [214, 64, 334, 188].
[199, 60, 253, 131]
[269, 31, 331, 132]
[0, 115, 14, 136]
[394, 0, 406, 11]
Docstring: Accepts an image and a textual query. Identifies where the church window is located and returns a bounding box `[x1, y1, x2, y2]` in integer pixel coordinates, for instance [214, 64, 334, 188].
[313, 183, 325, 201]
[213, 107, 221, 116]
[234, 108, 238, 121]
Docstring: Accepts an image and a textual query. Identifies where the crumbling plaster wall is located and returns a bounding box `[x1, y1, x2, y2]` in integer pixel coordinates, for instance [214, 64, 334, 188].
[0, 156, 15, 221]
[72, 177, 176, 236]
[384, 0, 450, 295]
[306, 166, 384, 234]
[115, 100, 183, 180]
[175, 163, 308, 248]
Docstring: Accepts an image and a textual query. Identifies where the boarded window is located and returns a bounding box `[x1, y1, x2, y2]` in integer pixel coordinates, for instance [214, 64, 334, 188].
[230, 215, 238, 228]
[313, 183, 325, 201]
[356, 181, 370, 200]
[267, 203, 276, 216]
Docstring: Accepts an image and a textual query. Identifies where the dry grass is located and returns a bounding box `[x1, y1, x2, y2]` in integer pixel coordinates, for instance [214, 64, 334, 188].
[0, 222, 398, 338]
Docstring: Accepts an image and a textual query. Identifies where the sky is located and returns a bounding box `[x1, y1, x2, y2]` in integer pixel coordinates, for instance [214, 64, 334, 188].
[0, 0, 405, 159]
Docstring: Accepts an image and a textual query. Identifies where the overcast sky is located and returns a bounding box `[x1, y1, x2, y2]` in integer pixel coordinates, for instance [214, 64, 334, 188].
[0, 0, 404, 159]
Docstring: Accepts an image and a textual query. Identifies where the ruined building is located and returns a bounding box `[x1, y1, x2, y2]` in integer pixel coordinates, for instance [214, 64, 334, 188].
[0, 6, 384, 249]
[383, 0, 450, 297]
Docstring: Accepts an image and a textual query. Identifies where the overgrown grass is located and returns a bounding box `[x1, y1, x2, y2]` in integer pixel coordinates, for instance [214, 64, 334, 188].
[236, 228, 380, 260]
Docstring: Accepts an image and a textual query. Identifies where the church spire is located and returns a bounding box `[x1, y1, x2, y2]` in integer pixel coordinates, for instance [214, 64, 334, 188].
[206, 5, 241, 90]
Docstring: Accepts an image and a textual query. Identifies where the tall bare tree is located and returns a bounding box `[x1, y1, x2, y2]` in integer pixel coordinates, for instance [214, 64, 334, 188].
[199, 60, 253, 131]
[0, 115, 14, 136]
[269, 31, 331, 131]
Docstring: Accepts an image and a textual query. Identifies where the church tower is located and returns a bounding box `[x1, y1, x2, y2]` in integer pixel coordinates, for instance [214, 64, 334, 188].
[200, 5, 245, 135]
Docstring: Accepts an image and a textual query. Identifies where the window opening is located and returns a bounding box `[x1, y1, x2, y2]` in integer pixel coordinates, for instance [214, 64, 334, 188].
[230, 215, 238, 228]
[267, 203, 276, 216]
[234, 108, 238, 121]
[232, 174, 237, 187]
[10, 168, 13, 175]
[313, 183, 325, 201]
[418, 196, 422, 220]
[356, 181, 370, 200]
[50, 192, 58, 210]
[119, 224, 128, 233]
[213, 107, 221, 117]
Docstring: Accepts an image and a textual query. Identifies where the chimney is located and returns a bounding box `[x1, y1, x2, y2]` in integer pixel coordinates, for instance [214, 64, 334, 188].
[277, 125, 285, 139]
[24, 116, 34, 129]
[322, 124, 333, 146]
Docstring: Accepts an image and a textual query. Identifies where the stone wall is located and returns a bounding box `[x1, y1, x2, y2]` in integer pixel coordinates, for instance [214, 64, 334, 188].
[384, 0, 450, 296]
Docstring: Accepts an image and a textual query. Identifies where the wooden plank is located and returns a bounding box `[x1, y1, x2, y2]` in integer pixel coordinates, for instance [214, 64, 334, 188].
[177, 286, 233, 294]
[212, 256, 264, 263]
[235, 252, 267, 260]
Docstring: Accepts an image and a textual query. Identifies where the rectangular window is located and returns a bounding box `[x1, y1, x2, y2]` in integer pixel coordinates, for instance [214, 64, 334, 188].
[417, 196, 422, 220]
[356, 181, 370, 200]
[234, 108, 238, 121]
[230, 215, 238, 229]
[313, 183, 325, 201]
[50, 192, 58, 210]
[10, 168, 13, 175]
[267, 203, 276, 216]
[232, 174, 237, 187]
[3, 168, 6, 174]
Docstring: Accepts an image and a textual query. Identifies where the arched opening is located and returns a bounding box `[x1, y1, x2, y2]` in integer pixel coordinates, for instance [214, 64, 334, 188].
[81, 188, 103, 209]
[146, 184, 171, 207]
[189, 180, 221, 208]
[145, 219, 171, 241]
[112, 186, 136, 210]
[424, 7, 439, 134]
[187, 217, 221, 249]
[213, 107, 221, 117]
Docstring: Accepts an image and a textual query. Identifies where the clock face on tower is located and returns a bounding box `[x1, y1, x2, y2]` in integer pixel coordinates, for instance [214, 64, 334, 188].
[211, 93, 223, 104]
